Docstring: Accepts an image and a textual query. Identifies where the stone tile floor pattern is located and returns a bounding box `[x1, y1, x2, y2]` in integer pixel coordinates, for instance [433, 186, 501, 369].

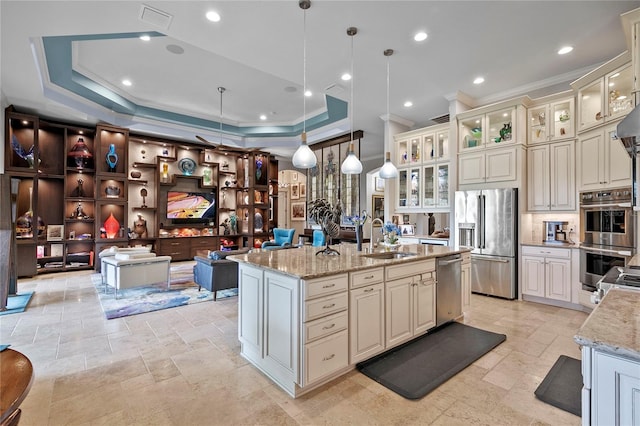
[2, 267, 587, 425]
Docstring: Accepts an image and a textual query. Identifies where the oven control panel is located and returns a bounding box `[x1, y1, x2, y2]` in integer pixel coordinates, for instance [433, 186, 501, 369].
[580, 187, 632, 205]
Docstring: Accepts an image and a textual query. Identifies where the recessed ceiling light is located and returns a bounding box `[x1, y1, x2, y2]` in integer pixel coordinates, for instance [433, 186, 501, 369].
[139, 35, 151, 41]
[557, 46, 573, 55]
[206, 11, 221, 22]
[260, 114, 267, 120]
[503, 113, 508, 117]
[79, 130, 83, 134]
[473, 77, 484, 85]
[305, 90, 312, 97]
[414, 32, 428, 42]
[341, 73, 352, 81]
[122, 79, 132, 86]
[404, 101, 413, 107]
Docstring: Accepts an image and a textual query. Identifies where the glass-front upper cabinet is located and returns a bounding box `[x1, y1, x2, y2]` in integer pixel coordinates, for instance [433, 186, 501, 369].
[396, 136, 421, 166]
[459, 106, 516, 150]
[422, 130, 449, 162]
[423, 163, 449, 208]
[577, 61, 634, 132]
[397, 167, 420, 209]
[528, 97, 575, 144]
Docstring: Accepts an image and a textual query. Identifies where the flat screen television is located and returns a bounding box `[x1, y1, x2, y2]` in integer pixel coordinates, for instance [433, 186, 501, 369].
[166, 191, 216, 222]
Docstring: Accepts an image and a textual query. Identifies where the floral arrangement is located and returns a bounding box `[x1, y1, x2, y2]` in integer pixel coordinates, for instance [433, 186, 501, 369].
[347, 211, 369, 227]
[383, 222, 401, 245]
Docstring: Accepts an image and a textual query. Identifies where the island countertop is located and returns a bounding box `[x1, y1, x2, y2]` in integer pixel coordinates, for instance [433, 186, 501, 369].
[574, 288, 640, 362]
[228, 243, 470, 280]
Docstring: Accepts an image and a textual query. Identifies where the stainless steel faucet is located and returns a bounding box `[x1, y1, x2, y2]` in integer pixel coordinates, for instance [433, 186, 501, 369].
[369, 218, 384, 251]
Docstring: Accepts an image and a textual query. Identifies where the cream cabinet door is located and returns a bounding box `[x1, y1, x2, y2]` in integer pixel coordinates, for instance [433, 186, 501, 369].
[606, 123, 632, 189]
[458, 152, 485, 185]
[527, 144, 550, 211]
[593, 351, 640, 426]
[549, 141, 575, 211]
[485, 147, 517, 182]
[461, 261, 471, 312]
[522, 256, 545, 297]
[264, 271, 300, 377]
[544, 258, 571, 302]
[349, 283, 385, 364]
[578, 128, 605, 191]
[238, 264, 264, 354]
[413, 275, 436, 336]
[385, 276, 413, 347]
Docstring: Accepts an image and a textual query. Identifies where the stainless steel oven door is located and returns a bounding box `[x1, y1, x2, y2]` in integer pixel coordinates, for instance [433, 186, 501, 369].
[580, 244, 633, 290]
[580, 203, 634, 248]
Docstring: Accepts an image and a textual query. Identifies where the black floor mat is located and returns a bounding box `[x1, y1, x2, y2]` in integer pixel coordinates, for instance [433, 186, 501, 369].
[357, 322, 506, 400]
[534, 355, 582, 416]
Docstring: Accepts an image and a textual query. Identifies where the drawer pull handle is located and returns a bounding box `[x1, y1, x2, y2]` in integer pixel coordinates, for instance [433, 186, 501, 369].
[322, 303, 336, 309]
[323, 354, 335, 361]
[364, 288, 374, 293]
[364, 275, 374, 279]
[322, 284, 335, 288]
[322, 323, 336, 330]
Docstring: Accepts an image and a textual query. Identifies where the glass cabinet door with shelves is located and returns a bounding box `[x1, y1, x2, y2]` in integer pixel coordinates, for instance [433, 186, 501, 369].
[397, 167, 421, 209]
[606, 63, 634, 122]
[437, 163, 449, 208]
[459, 115, 484, 150]
[486, 107, 515, 146]
[528, 98, 575, 143]
[422, 163, 449, 208]
[396, 136, 421, 166]
[422, 131, 449, 162]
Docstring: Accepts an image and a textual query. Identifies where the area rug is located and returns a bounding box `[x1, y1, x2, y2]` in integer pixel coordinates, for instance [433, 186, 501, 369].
[0, 292, 34, 316]
[93, 270, 237, 319]
[357, 322, 506, 400]
[534, 355, 582, 416]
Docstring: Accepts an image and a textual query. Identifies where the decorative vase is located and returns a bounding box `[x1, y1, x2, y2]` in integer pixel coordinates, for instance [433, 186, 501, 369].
[103, 212, 120, 239]
[67, 137, 93, 169]
[105, 143, 118, 172]
[356, 225, 363, 252]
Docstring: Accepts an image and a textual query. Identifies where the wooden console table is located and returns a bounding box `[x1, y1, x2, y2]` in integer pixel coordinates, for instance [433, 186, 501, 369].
[0, 348, 34, 425]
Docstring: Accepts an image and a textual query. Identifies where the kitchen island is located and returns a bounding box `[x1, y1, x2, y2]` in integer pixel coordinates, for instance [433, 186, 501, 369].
[228, 243, 471, 397]
[573, 288, 640, 425]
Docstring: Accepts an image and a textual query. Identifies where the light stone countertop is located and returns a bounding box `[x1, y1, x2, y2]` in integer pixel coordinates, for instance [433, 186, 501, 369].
[520, 240, 579, 248]
[574, 288, 640, 362]
[228, 243, 470, 280]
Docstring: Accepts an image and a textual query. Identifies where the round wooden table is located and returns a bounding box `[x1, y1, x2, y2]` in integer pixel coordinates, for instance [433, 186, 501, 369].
[0, 348, 33, 425]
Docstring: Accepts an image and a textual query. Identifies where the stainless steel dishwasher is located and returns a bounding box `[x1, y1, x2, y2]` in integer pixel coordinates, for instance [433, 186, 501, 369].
[436, 254, 462, 326]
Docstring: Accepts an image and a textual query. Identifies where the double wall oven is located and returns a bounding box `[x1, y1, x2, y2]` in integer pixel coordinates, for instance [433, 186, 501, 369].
[580, 188, 635, 291]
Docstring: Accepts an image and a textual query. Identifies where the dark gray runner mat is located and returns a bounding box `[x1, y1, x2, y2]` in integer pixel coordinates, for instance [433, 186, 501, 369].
[534, 355, 582, 416]
[357, 322, 506, 400]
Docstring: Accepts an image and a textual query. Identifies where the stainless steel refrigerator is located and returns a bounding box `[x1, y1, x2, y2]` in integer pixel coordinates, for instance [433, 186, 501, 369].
[454, 188, 517, 299]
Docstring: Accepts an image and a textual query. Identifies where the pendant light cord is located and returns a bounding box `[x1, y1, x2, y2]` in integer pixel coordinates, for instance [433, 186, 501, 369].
[303, 7, 307, 137]
[218, 86, 225, 145]
[350, 30, 354, 143]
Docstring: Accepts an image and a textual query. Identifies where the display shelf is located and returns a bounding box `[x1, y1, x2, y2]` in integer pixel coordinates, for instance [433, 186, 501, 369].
[131, 162, 157, 169]
[96, 124, 128, 176]
[128, 179, 148, 185]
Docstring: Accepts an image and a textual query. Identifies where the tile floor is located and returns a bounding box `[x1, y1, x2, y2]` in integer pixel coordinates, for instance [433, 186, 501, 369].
[1, 266, 587, 425]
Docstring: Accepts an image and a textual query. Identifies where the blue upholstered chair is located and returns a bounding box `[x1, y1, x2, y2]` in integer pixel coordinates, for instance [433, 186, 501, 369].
[312, 230, 326, 247]
[262, 228, 295, 250]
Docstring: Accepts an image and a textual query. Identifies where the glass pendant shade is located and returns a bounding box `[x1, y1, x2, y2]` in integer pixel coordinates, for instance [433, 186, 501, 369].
[292, 132, 317, 168]
[379, 152, 398, 179]
[341, 142, 362, 174]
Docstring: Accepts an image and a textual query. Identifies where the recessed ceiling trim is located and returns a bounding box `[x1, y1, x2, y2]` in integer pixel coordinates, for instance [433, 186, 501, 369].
[41, 32, 348, 139]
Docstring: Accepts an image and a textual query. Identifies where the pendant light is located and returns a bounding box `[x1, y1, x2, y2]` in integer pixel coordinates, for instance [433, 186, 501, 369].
[292, 0, 317, 169]
[379, 48, 399, 179]
[341, 26, 363, 175]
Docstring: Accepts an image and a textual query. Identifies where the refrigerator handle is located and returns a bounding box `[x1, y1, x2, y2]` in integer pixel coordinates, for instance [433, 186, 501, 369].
[477, 195, 483, 249]
[479, 195, 486, 249]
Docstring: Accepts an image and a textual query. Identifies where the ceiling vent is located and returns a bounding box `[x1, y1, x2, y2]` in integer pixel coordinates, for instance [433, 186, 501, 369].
[139, 4, 173, 30]
[430, 113, 450, 124]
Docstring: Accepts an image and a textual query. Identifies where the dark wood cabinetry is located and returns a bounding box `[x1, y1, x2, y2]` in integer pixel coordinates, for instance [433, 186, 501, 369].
[5, 106, 277, 276]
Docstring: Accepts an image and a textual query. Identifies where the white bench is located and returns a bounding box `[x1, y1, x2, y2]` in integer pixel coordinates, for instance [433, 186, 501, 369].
[102, 253, 172, 298]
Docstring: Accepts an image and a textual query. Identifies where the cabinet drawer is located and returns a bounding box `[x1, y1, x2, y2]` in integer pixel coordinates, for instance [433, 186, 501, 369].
[461, 252, 471, 264]
[386, 259, 435, 281]
[304, 330, 349, 386]
[304, 274, 348, 300]
[191, 237, 217, 248]
[304, 311, 348, 343]
[350, 267, 384, 289]
[521, 245, 571, 259]
[304, 292, 348, 322]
